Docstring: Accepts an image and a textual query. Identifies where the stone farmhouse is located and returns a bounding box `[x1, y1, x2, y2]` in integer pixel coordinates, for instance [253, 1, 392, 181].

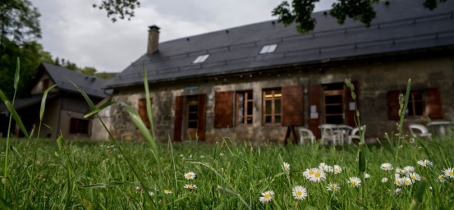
[0, 63, 109, 139]
[101, 0, 454, 143]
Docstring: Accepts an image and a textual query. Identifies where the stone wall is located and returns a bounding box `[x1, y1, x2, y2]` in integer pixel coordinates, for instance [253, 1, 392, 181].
[107, 55, 454, 143]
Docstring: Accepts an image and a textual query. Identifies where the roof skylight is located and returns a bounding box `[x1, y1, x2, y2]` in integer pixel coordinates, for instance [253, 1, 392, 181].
[260, 44, 278, 54]
[193, 54, 210, 64]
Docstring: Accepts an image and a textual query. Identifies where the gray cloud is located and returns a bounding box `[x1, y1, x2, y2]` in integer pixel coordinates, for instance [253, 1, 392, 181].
[31, 0, 335, 73]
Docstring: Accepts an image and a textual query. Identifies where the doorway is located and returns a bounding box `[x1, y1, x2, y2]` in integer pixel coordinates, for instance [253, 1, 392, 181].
[185, 95, 199, 140]
[322, 83, 345, 124]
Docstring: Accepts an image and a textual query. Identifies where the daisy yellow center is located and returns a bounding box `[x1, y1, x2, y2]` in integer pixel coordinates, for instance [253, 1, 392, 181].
[284, 165, 288, 169]
[297, 191, 302, 196]
[265, 194, 271, 199]
[422, 162, 426, 166]
[315, 172, 321, 178]
[351, 181, 357, 185]
[405, 180, 410, 184]
[411, 175, 416, 179]
[449, 171, 453, 176]
[309, 170, 314, 175]
[165, 190, 170, 193]
[335, 168, 339, 171]
[396, 180, 401, 184]
[385, 166, 389, 169]
[187, 174, 192, 178]
[440, 176, 445, 180]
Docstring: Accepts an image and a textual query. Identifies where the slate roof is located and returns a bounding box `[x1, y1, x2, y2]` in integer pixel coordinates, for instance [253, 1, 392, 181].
[103, 0, 454, 89]
[0, 94, 58, 112]
[42, 63, 110, 98]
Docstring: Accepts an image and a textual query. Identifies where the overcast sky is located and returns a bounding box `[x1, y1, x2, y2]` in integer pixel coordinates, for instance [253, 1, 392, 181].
[31, 0, 335, 73]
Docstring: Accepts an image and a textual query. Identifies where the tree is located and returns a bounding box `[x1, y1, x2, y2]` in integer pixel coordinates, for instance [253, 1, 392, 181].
[0, 0, 41, 57]
[272, 0, 450, 33]
[93, 0, 140, 22]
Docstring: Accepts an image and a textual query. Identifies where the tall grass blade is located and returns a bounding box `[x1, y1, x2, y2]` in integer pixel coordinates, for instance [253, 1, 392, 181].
[39, 84, 57, 121]
[119, 102, 157, 151]
[84, 101, 116, 118]
[13, 58, 20, 91]
[409, 178, 428, 210]
[0, 90, 29, 139]
[65, 79, 96, 110]
[142, 62, 156, 140]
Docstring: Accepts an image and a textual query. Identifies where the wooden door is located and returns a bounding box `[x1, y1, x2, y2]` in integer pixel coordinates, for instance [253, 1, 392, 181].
[185, 95, 200, 140]
[322, 90, 345, 124]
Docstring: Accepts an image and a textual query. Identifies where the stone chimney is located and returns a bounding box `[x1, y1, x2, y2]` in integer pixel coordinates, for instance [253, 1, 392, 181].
[147, 25, 160, 54]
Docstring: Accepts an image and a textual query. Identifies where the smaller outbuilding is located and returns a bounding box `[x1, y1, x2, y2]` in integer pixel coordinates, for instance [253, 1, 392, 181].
[0, 63, 110, 139]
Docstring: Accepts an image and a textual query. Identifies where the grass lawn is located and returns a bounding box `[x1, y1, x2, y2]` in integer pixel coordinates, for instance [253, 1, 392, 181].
[0, 137, 453, 209]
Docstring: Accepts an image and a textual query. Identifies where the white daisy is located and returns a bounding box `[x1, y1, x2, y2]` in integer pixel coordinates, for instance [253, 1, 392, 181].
[309, 169, 326, 182]
[395, 188, 402, 194]
[443, 168, 454, 178]
[381, 163, 393, 171]
[403, 177, 413, 186]
[303, 168, 316, 179]
[438, 175, 447, 183]
[135, 186, 142, 192]
[184, 184, 197, 190]
[326, 166, 334, 173]
[364, 173, 371, 179]
[403, 166, 415, 174]
[259, 190, 274, 203]
[408, 173, 420, 181]
[333, 165, 342, 174]
[319, 163, 328, 171]
[395, 178, 403, 186]
[326, 183, 340, 191]
[282, 162, 290, 171]
[396, 167, 406, 175]
[349, 177, 361, 187]
[148, 191, 154, 196]
[417, 160, 433, 168]
[395, 173, 401, 179]
[184, 171, 196, 180]
[292, 186, 307, 200]
[164, 189, 172, 194]
[381, 178, 388, 183]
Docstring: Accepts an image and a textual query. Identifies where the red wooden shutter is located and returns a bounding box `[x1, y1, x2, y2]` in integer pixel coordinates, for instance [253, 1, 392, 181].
[308, 84, 321, 139]
[173, 96, 184, 141]
[427, 88, 442, 119]
[197, 94, 207, 141]
[69, 118, 78, 134]
[138, 98, 151, 128]
[282, 85, 304, 126]
[214, 91, 234, 128]
[344, 81, 359, 127]
[387, 90, 401, 120]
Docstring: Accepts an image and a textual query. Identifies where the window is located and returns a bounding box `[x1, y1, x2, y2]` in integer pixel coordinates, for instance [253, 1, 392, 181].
[236, 91, 253, 125]
[42, 79, 49, 91]
[69, 118, 90, 134]
[406, 92, 424, 117]
[259, 44, 277, 54]
[193, 54, 209, 64]
[263, 89, 282, 124]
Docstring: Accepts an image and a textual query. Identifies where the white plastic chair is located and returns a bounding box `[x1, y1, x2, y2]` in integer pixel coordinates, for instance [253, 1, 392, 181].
[409, 124, 432, 140]
[348, 126, 366, 144]
[337, 125, 353, 144]
[298, 127, 315, 144]
[319, 124, 340, 145]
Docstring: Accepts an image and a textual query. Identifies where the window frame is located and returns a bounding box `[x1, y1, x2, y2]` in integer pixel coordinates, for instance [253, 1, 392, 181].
[262, 88, 282, 125]
[193, 54, 210, 64]
[235, 90, 253, 126]
[42, 79, 50, 91]
[406, 91, 425, 118]
[70, 118, 91, 135]
[259, 44, 278, 54]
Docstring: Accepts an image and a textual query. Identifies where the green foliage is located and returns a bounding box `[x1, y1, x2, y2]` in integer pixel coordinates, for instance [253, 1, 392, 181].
[272, 0, 450, 33]
[93, 0, 141, 22]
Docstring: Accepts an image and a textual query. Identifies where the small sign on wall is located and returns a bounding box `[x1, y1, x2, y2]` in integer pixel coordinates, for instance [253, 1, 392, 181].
[310, 113, 318, 119]
[310, 105, 318, 119]
[349, 102, 356, 111]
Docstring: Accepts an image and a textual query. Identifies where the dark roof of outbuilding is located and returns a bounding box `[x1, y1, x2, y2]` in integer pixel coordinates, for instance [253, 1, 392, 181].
[42, 63, 110, 98]
[104, 0, 454, 89]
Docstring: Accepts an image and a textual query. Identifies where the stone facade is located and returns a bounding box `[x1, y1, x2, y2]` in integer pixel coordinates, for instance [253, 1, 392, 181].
[106, 54, 454, 143]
